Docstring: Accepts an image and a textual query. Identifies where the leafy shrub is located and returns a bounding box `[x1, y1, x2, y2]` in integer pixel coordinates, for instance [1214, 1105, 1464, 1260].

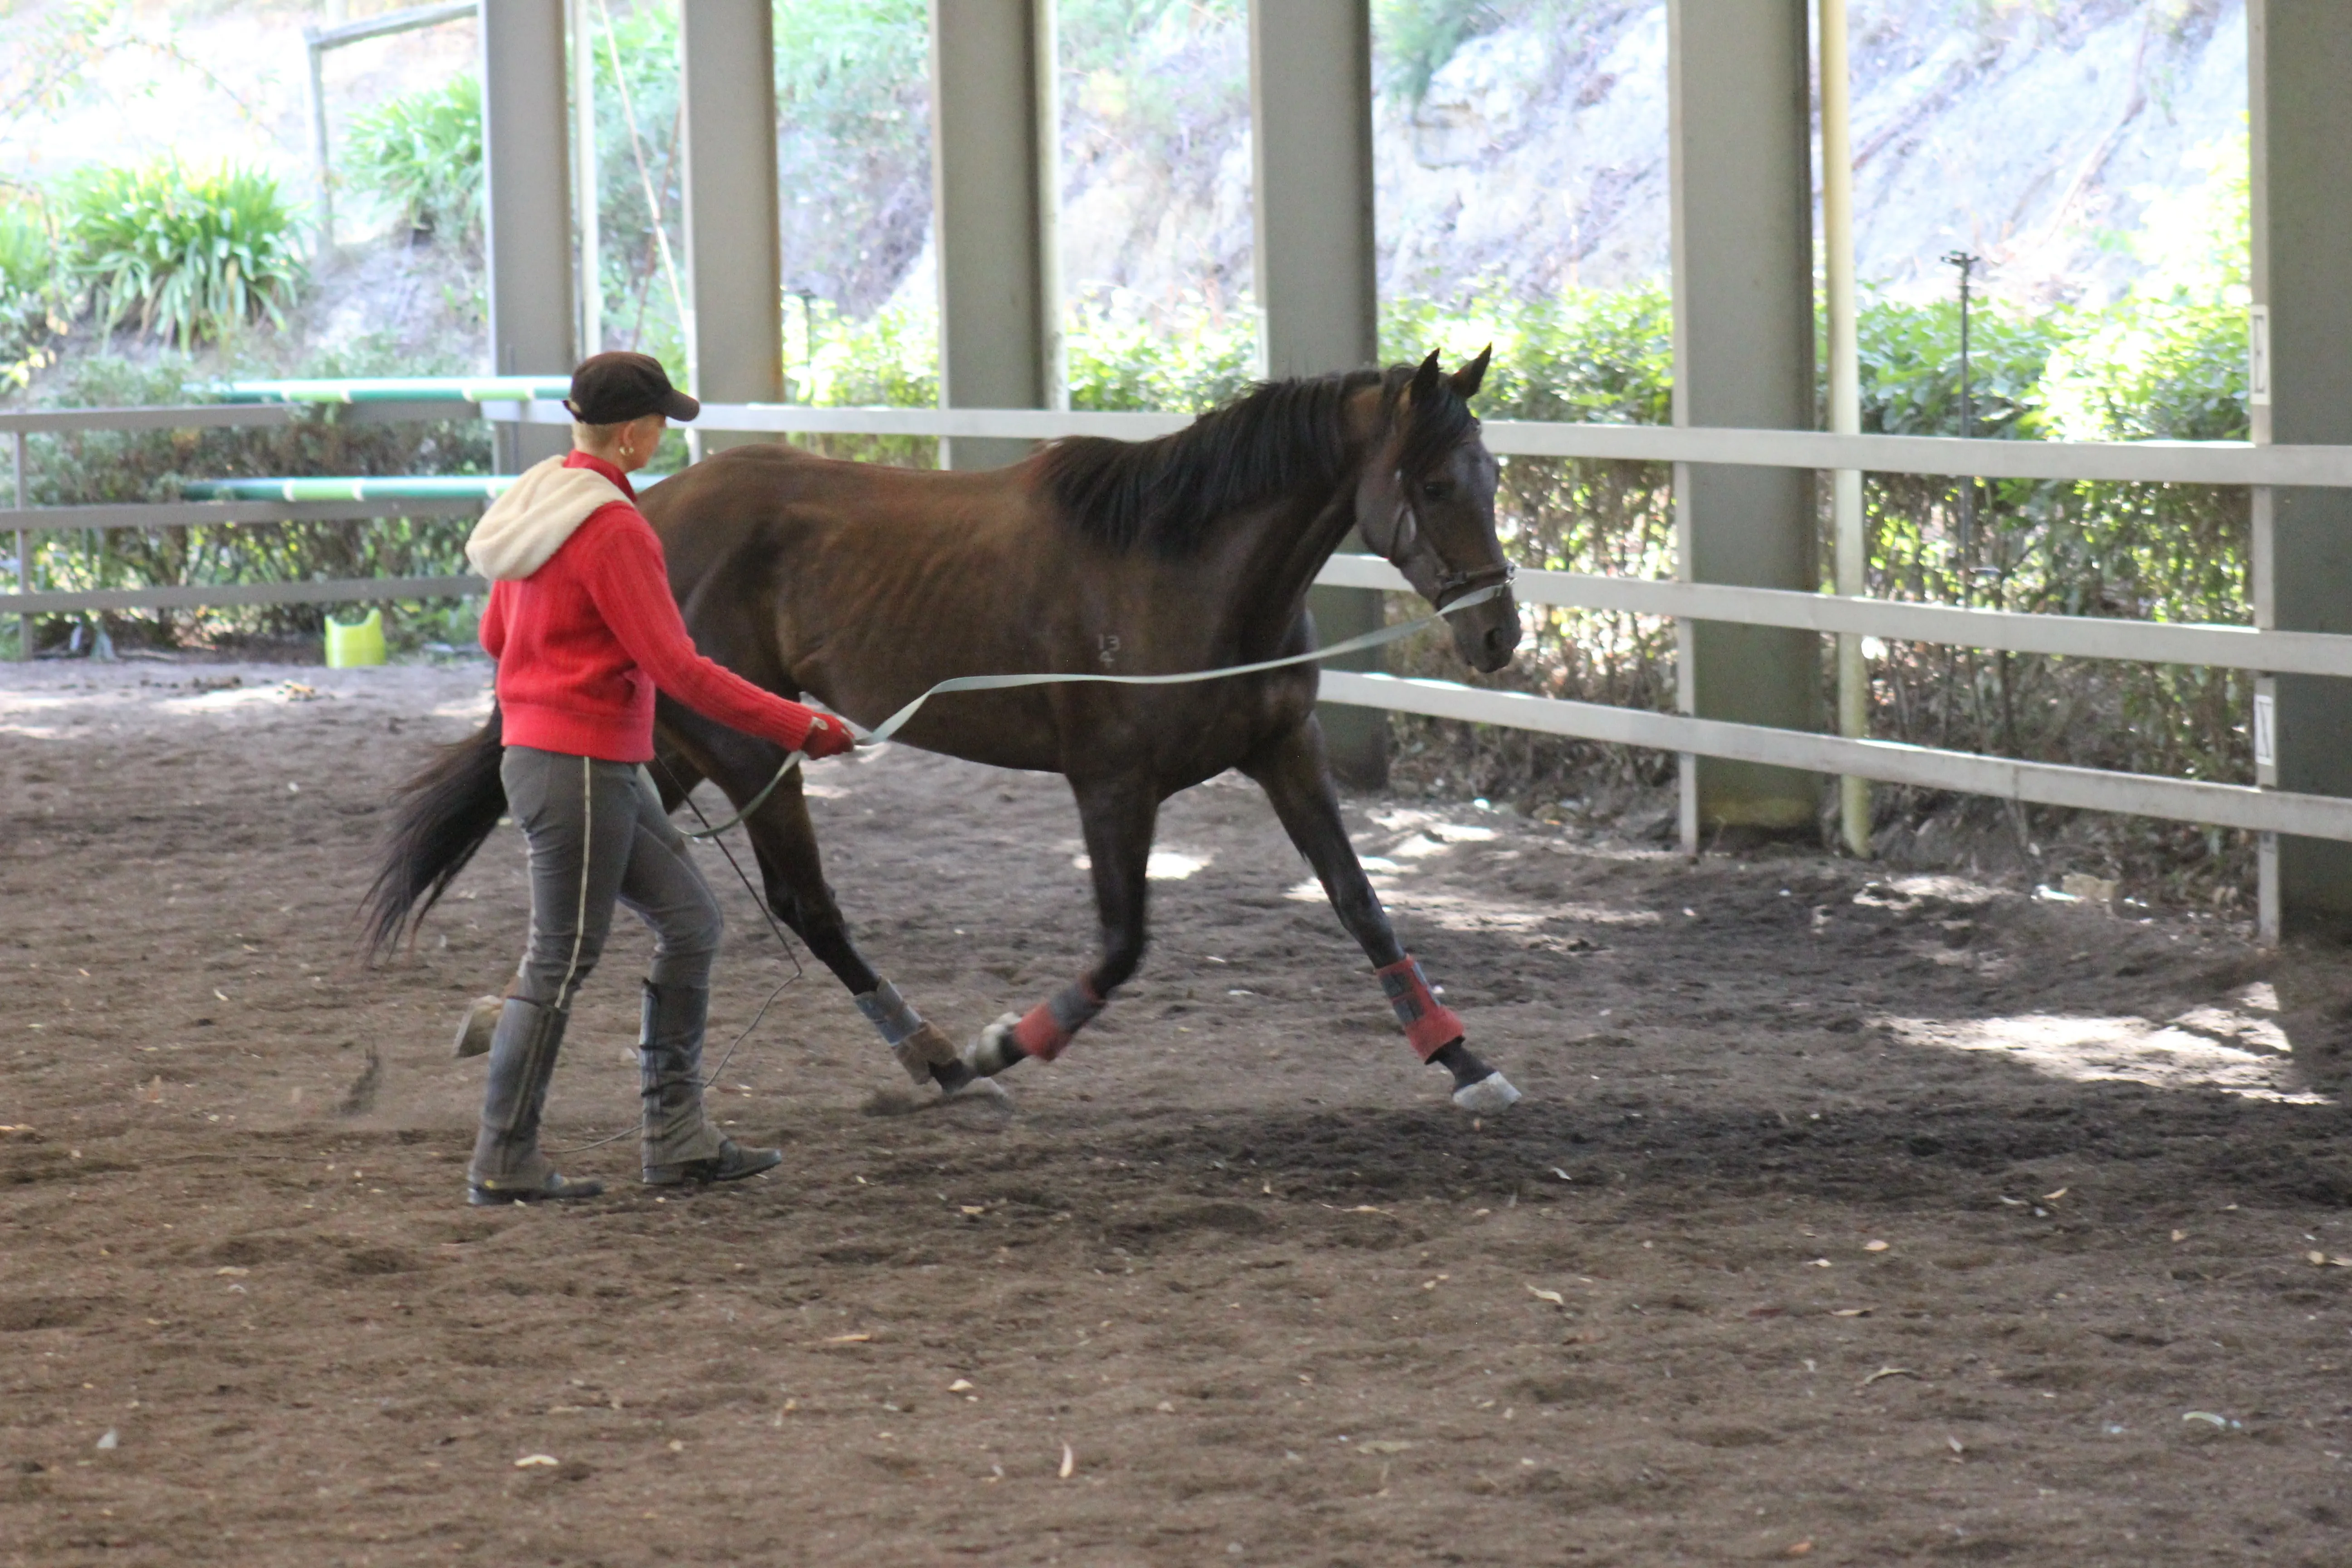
[61, 161, 304, 345]
[13, 349, 490, 655]
[0, 197, 64, 386]
[0, 200, 52, 296]
[345, 72, 484, 243]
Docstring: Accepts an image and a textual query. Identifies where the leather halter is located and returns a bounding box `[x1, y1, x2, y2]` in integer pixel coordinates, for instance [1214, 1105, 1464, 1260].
[1360, 474, 1516, 610]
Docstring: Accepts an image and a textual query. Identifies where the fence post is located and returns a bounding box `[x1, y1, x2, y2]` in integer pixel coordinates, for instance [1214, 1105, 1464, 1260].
[1248, 0, 1387, 790]
[305, 32, 334, 248]
[1820, 0, 1870, 858]
[13, 430, 27, 660]
[2250, 0, 2352, 936]
[928, 0, 1058, 472]
[480, 0, 575, 472]
[680, 0, 783, 456]
[1666, 0, 1822, 847]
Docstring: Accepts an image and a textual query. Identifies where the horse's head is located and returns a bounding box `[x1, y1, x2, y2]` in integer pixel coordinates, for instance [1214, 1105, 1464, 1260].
[1356, 348, 1519, 674]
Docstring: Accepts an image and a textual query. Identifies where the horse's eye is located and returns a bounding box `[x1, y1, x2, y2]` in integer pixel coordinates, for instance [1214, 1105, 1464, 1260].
[1420, 480, 1450, 501]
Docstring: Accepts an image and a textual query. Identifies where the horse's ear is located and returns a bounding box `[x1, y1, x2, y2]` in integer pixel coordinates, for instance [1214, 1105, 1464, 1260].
[1409, 350, 1443, 410]
[1450, 344, 1492, 400]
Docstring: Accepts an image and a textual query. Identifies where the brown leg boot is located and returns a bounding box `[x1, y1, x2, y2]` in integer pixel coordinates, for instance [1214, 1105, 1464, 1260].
[467, 999, 604, 1206]
[638, 981, 782, 1186]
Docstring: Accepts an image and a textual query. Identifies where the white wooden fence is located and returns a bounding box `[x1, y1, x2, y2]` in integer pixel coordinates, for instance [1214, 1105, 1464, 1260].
[7, 394, 2349, 845]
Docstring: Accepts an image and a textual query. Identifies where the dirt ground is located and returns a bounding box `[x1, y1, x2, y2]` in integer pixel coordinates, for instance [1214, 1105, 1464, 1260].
[4, 657, 2351, 1567]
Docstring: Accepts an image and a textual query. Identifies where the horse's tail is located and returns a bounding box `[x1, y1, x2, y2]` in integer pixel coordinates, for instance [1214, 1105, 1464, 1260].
[361, 701, 508, 959]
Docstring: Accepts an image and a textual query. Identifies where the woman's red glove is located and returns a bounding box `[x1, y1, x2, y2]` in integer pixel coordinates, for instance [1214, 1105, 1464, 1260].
[799, 713, 856, 760]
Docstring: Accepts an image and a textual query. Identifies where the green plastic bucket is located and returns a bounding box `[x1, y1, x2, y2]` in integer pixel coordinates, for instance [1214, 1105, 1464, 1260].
[324, 608, 387, 668]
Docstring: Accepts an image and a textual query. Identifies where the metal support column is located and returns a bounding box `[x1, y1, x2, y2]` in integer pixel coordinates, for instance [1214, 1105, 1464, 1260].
[481, 0, 575, 471]
[1249, 0, 1387, 789]
[2251, 0, 2352, 935]
[929, 0, 1058, 472]
[570, 0, 602, 358]
[1666, 0, 1821, 845]
[681, 0, 784, 455]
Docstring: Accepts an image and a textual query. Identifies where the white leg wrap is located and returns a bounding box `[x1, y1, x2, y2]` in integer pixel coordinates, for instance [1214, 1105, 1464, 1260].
[1452, 1072, 1523, 1114]
[962, 1014, 1026, 1078]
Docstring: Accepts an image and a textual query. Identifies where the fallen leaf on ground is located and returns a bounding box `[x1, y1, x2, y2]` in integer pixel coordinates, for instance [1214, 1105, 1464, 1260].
[2043, 1188, 2068, 1201]
[948, 1379, 975, 1393]
[1862, 1240, 1889, 1253]
[1058, 1442, 1075, 1479]
[1357, 1440, 1415, 1455]
[514, 1454, 558, 1468]
[1830, 1308, 1871, 1318]
[1859, 1367, 1919, 1387]
[1526, 1286, 1565, 1306]
[1786, 1544, 1813, 1558]
[2173, 1231, 2190, 1243]
[824, 1333, 873, 1344]
[2308, 1251, 2328, 1266]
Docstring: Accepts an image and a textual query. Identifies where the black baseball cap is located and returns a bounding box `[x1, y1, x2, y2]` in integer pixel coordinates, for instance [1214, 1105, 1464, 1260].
[564, 351, 700, 424]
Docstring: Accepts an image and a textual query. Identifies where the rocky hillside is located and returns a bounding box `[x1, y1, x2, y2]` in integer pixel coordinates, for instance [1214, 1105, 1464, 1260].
[1050, 0, 2248, 316]
[3, 0, 2251, 381]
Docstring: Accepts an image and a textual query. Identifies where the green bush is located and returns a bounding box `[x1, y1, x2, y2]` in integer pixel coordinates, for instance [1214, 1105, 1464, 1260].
[0, 196, 64, 386]
[12, 349, 490, 655]
[345, 72, 484, 242]
[0, 201, 52, 296]
[61, 161, 305, 345]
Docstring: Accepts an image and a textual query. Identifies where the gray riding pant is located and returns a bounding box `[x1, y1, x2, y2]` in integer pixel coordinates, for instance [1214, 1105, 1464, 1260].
[500, 745, 723, 1011]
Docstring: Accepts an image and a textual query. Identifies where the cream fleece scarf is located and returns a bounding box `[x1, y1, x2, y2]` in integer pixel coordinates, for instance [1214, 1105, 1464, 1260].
[463, 456, 631, 582]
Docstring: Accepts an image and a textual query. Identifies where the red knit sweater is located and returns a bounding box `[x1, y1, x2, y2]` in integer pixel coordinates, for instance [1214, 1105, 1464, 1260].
[479, 452, 822, 763]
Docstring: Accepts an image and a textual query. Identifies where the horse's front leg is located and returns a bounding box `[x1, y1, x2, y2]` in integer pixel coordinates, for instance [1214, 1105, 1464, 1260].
[963, 773, 1157, 1080]
[657, 707, 969, 1094]
[1241, 717, 1520, 1113]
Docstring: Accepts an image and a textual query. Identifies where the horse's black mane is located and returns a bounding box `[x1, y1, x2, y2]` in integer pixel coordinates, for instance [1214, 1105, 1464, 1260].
[1038, 362, 1476, 558]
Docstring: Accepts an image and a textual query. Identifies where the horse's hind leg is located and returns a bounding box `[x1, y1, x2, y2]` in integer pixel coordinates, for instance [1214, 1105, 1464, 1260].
[657, 718, 965, 1091]
[1241, 718, 1520, 1113]
[963, 773, 1156, 1079]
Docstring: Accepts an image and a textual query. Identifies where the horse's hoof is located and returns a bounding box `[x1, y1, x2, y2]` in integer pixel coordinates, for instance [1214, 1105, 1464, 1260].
[452, 995, 502, 1059]
[893, 1020, 961, 1085]
[1452, 1071, 1522, 1114]
[962, 1014, 1025, 1078]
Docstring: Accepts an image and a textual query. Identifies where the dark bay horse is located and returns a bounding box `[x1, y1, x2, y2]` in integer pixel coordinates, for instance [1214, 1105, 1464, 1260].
[368, 350, 1526, 1112]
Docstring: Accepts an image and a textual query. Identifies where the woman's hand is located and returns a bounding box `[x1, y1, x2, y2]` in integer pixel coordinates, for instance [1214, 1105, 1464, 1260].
[800, 715, 856, 760]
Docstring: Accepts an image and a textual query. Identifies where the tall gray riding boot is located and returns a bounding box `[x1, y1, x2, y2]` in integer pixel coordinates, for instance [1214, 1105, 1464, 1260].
[639, 981, 783, 1186]
[468, 998, 604, 1206]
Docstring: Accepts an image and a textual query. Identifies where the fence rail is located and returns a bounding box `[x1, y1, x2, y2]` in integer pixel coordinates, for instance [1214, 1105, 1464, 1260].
[6, 394, 2351, 847]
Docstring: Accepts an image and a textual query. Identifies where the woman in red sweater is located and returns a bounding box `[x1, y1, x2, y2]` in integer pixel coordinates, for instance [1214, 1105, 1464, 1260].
[461, 352, 852, 1206]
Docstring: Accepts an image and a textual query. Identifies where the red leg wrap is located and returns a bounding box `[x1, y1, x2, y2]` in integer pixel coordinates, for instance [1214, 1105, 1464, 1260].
[1010, 979, 1104, 1063]
[1376, 955, 1465, 1061]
